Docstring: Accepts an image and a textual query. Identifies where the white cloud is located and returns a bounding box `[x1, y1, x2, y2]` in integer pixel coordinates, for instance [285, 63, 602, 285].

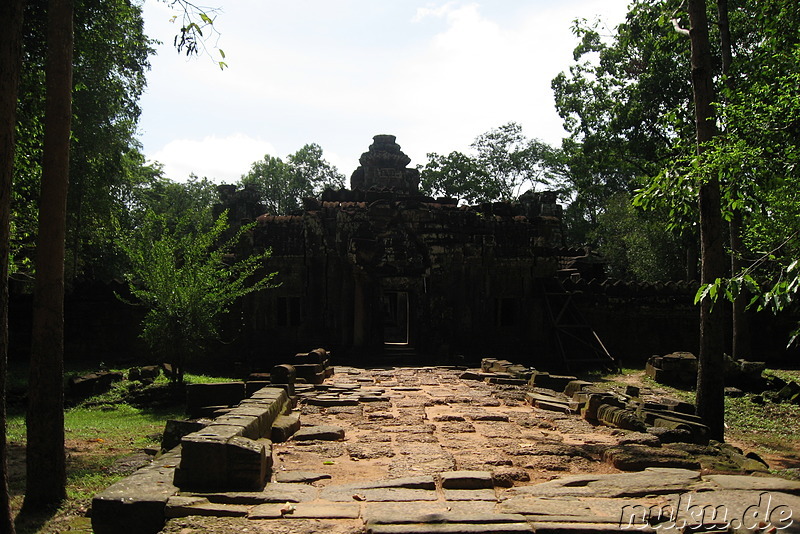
[139, 0, 630, 181]
[151, 134, 278, 184]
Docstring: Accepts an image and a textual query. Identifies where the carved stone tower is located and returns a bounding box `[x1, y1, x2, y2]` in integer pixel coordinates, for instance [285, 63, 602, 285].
[349, 134, 420, 195]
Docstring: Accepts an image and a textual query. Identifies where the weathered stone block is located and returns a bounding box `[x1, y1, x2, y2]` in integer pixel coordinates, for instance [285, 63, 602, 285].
[271, 411, 301, 442]
[440, 470, 494, 489]
[92, 448, 181, 534]
[186, 382, 246, 418]
[293, 424, 345, 441]
[564, 380, 593, 398]
[602, 445, 700, 471]
[161, 419, 210, 452]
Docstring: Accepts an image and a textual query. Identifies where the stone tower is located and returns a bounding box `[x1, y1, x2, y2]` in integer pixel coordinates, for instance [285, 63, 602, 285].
[349, 134, 420, 195]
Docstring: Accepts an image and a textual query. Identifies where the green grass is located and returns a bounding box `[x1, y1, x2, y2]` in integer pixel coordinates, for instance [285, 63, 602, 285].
[763, 368, 800, 384]
[6, 362, 233, 533]
[601, 365, 800, 480]
[724, 394, 800, 448]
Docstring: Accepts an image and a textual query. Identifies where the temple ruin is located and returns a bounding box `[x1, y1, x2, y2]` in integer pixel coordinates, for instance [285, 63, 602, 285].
[217, 135, 612, 370]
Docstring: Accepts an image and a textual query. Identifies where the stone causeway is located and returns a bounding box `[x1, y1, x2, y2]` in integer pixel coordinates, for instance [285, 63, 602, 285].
[93, 364, 800, 534]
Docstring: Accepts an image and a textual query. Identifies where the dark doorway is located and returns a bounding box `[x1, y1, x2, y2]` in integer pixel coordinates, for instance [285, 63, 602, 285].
[381, 291, 409, 345]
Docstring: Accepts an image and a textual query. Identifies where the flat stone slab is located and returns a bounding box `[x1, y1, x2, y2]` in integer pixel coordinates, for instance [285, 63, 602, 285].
[501, 468, 704, 499]
[365, 507, 526, 525]
[602, 444, 701, 471]
[194, 482, 319, 504]
[92, 448, 181, 534]
[528, 521, 636, 533]
[322, 486, 439, 502]
[365, 523, 535, 533]
[250, 502, 361, 519]
[273, 470, 332, 484]
[654, 489, 800, 532]
[442, 488, 498, 501]
[293, 424, 346, 441]
[164, 497, 249, 518]
[705, 474, 800, 494]
[440, 470, 493, 490]
[304, 396, 360, 407]
[498, 496, 637, 523]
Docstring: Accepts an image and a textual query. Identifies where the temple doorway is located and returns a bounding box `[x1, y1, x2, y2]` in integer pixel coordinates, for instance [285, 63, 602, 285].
[381, 291, 409, 345]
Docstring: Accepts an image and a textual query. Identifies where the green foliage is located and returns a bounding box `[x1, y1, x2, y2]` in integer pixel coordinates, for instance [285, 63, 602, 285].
[420, 123, 563, 204]
[552, 3, 695, 243]
[11, 0, 154, 284]
[239, 143, 345, 215]
[119, 209, 276, 381]
[164, 0, 227, 68]
[682, 0, 800, 346]
[592, 193, 684, 282]
[696, 259, 800, 346]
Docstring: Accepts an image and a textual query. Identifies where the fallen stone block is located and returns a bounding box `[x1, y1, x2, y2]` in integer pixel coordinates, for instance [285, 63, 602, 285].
[602, 444, 701, 471]
[164, 496, 249, 518]
[485, 376, 528, 385]
[440, 470, 493, 490]
[481, 358, 498, 372]
[271, 411, 301, 442]
[294, 363, 327, 384]
[68, 370, 124, 399]
[596, 404, 647, 432]
[529, 372, 578, 392]
[194, 482, 319, 504]
[91, 448, 181, 534]
[176, 431, 269, 491]
[161, 419, 210, 452]
[563, 380, 593, 398]
[293, 424, 345, 441]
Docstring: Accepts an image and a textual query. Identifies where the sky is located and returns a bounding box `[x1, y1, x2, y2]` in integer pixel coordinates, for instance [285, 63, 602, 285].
[138, 0, 630, 184]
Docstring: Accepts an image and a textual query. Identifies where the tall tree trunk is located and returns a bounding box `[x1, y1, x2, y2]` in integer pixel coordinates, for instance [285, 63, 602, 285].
[23, 0, 73, 511]
[688, 0, 726, 442]
[717, 0, 750, 359]
[730, 210, 749, 358]
[0, 1, 26, 530]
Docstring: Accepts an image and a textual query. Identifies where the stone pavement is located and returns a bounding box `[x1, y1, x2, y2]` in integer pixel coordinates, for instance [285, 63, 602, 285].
[109, 366, 800, 533]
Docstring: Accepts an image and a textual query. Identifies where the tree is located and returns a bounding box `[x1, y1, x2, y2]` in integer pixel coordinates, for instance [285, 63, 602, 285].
[23, 0, 73, 510]
[693, 0, 800, 347]
[420, 123, 560, 204]
[240, 143, 344, 215]
[685, 0, 726, 442]
[0, 0, 25, 528]
[592, 192, 684, 282]
[552, 5, 695, 247]
[11, 0, 153, 285]
[120, 209, 276, 383]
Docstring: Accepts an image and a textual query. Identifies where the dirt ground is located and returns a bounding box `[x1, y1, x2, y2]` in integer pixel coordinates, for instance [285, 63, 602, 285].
[9, 364, 800, 533]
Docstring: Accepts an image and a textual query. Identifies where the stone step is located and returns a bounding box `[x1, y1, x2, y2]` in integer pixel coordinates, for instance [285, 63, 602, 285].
[365, 523, 534, 533]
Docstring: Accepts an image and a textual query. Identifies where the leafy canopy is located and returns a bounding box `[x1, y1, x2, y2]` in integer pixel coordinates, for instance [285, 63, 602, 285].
[239, 143, 345, 215]
[420, 123, 562, 204]
[119, 208, 276, 381]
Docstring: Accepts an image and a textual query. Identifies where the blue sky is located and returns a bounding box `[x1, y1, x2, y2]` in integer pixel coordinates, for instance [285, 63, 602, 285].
[137, 0, 629, 183]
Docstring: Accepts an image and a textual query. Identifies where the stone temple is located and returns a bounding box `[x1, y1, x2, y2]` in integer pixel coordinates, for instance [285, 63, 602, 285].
[217, 135, 611, 369]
